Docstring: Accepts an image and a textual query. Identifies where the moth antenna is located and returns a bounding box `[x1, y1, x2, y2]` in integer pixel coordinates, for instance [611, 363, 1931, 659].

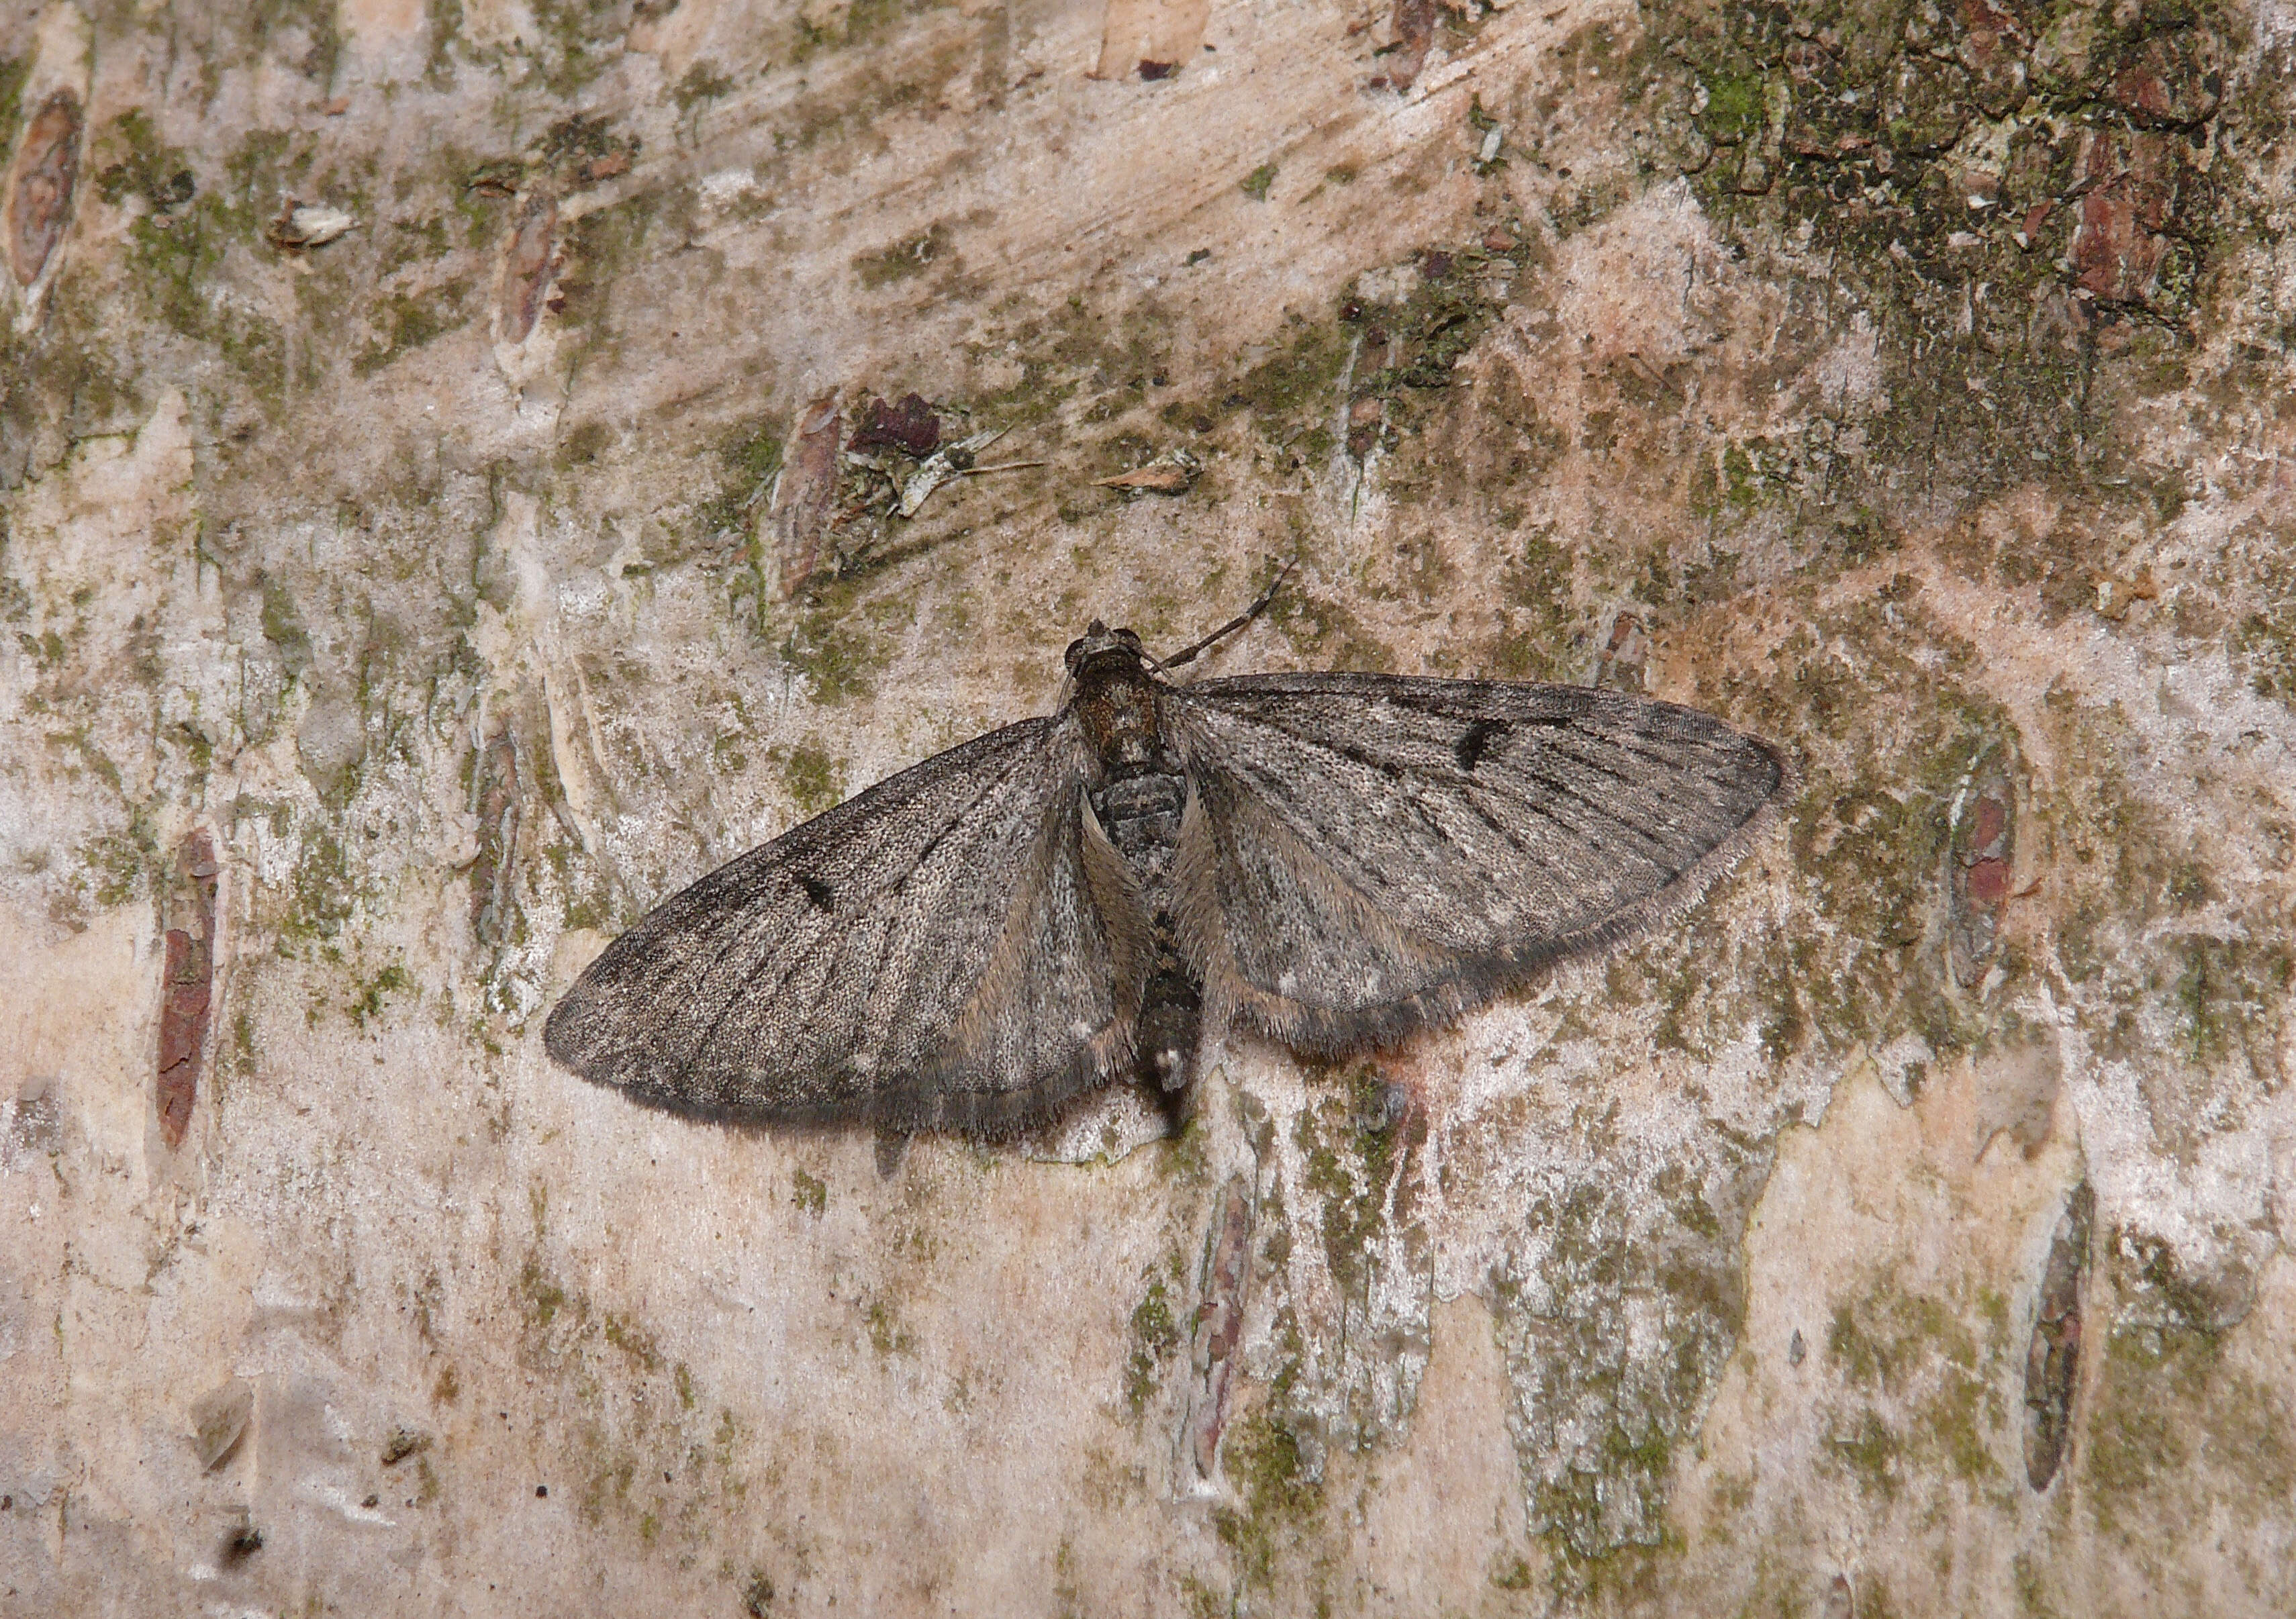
[1161, 558, 1297, 671]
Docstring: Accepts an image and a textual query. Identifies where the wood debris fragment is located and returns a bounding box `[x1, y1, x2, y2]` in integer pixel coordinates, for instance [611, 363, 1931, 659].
[1096, 448, 1200, 495]
[158, 831, 221, 1150]
[898, 427, 1011, 517]
[768, 395, 844, 595]
[269, 202, 356, 250]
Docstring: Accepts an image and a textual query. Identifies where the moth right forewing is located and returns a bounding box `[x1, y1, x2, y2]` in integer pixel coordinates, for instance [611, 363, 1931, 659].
[1190, 675, 1788, 933]
[1172, 673, 1792, 1050]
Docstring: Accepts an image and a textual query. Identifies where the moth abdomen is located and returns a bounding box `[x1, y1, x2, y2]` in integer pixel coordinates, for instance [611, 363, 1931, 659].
[1093, 773, 1187, 850]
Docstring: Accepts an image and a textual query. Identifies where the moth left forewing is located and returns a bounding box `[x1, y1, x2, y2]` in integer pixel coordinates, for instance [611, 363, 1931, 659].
[545, 712, 1120, 1127]
[1171, 673, 1792, 1052]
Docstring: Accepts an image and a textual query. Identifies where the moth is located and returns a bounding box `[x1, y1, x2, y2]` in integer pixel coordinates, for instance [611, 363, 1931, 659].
[545, 590, 1792, 1135]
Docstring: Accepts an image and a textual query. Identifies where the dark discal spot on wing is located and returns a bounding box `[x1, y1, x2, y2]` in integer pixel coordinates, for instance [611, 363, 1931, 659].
[798, 874, 836, 912]
[1453, 718, 1508, 772]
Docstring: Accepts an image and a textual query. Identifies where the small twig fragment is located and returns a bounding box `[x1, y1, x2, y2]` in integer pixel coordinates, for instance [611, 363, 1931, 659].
[1095, 448, 1201, 495]
[269, 202, 355, 250]
[898, 427, 1009, 518]
[960, 459, 1047, 477]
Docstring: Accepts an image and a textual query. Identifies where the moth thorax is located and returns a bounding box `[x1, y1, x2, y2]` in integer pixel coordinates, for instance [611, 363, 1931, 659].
[1075, 677, 1164, 771]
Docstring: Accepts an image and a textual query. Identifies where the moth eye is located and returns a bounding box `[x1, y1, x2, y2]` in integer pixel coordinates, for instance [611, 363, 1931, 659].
[1064, 638, 1088, 672]
[1115, 628, 1142, 647]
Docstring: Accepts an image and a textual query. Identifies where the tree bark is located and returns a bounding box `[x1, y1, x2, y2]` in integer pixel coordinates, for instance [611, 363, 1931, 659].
[1, 0, 2291, 1612]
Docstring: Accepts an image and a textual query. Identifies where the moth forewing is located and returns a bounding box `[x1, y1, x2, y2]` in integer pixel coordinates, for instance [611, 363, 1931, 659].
[545, 712, 1110, 1129]
[1165, 674, 1794, 1054]
[1508, 707, 1799, 969]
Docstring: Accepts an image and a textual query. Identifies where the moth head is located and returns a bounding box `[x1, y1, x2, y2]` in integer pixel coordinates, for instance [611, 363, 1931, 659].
[1063, 622, 1145, 676]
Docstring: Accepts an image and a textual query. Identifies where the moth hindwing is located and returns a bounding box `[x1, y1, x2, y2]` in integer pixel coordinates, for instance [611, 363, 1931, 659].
[544, 624, 1792, 1135]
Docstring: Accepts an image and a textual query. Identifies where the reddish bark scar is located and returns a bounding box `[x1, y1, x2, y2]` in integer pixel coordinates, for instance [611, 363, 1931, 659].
[157, 831, 220, 1150]
[6, 90, 83, 289]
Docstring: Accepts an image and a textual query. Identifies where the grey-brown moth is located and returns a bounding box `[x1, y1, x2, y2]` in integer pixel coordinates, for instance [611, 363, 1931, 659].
[544, 609, 1793, 1136]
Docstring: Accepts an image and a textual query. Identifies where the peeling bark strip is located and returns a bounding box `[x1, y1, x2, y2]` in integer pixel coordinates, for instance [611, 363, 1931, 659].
[1184, 1175, 1255, 1480]
[1952, 0, 2030, 117]
[5, 89, 82, 289]
[499, 191, 560, 344]
[1345, 393, 1383, 460]
[1372, 0, 1438, 92]
[157, 831, 221, 1150]
[2064, 23, 2222, 308]
[1948, 761, 2014, 989]
[2110, 28, 2223, 126]
[765, 395, 842, 597]
[2068, 128, 2183, 305]
[2023, 1181, 2094, 1491]
[470, 731, 521, 948]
